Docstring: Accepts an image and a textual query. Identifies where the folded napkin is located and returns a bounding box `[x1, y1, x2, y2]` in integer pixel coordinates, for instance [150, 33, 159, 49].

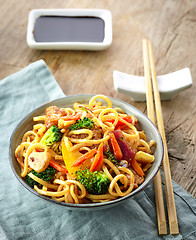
[0, 60, 195, 240]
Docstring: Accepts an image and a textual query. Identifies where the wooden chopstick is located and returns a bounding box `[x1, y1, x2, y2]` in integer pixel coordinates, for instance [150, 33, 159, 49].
[147, 39, 179, 235]
[142, 39, 167, 235]
[142, 39, 179, 235]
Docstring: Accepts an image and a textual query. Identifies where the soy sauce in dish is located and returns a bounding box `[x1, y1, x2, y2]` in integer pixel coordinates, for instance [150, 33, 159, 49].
[33, 16, 105, 43]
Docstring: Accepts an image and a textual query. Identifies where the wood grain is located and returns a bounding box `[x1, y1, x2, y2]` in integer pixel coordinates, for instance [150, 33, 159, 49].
[0, 0, 195, 197]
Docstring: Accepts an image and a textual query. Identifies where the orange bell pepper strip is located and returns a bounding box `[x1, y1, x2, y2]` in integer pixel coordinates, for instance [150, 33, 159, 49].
[71, 149, 97, 167]
[62, 137, 92, 177]
[49, 159, 68, 174]
[109, 132, 122, 160]
[131, 158, 144, 177]
[90, 143, 104, 172]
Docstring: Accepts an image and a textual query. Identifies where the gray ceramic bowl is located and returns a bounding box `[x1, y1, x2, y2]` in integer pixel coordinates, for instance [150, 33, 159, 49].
[9, 95, 163, 210]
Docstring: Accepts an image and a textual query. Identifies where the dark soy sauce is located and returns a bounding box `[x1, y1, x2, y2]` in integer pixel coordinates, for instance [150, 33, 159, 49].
[33, 16, 105, 43]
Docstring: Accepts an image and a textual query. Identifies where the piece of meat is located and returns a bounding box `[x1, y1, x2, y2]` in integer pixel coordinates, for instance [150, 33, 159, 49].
[45, 106, 66, 128]
[91, 127, 103, 140]
[28, 151, 51, 173]
[132, 168, 144, 188]
[71, 133, 89, 139]
[126, 166, 144, 189]
[70, 127, 103, 149]
[71, 127, 103, 140]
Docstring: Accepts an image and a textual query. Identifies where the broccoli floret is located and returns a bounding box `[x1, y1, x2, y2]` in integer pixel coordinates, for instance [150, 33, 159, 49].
[25, 165, 56, 188]
[104, 149, 119, 166]
[40, 125, 63, 146]
[75, 168, 110, 195]
[69, 117, 94, 131]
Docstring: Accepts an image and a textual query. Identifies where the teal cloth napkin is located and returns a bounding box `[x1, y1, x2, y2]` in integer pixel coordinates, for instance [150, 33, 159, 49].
[0, 60, 195, 240]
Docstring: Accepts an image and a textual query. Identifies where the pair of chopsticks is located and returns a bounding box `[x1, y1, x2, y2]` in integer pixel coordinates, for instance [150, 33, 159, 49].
[142, 39, 179, 235]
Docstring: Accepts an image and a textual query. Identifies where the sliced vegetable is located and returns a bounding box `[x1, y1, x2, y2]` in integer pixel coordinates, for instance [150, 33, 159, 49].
[109, 132, 122, 160]
[105, 116, 134, 129]
[62, 137, 92, 177]
[135, 151, 154, 164]
[113, 130, 136, 161]
[113, 130, 144, 176]
[71, 149, 97, 167]
[49, 159, 68, 174]
[90, 143, 104, 172]
[130, 158, 144, 177]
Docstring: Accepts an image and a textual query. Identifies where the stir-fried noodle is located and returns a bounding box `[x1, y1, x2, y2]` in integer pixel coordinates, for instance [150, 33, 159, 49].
[15, 95, 155, 204]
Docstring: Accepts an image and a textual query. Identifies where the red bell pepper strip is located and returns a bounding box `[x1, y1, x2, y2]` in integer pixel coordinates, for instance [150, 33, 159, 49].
[105, 116, 133, 129]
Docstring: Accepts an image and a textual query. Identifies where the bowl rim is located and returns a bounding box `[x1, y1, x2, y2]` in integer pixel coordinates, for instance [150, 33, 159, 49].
[9, 94, 163, 209]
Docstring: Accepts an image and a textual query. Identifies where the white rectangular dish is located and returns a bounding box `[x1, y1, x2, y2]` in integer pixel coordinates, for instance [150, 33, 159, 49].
[27, 9, 112, 50]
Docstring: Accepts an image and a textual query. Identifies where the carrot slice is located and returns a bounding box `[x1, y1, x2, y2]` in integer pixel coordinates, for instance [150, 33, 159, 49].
[131, 158, 144, 177]
[49, 159, 68, 173]
[93, 144, 104, 171]
[109, 132, 122, 160]
[90, 143, 104, 172]
[71, 149, 97, 167]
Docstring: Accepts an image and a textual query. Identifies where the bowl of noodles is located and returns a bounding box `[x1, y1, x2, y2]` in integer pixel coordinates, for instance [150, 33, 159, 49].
[9, 94, 163, 210]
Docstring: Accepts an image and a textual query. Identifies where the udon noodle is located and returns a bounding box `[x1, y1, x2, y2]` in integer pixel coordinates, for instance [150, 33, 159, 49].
[15, 95, 155, 204]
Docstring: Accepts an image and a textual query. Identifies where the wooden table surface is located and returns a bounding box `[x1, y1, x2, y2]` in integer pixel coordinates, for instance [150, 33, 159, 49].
[1, 0, 195, 197]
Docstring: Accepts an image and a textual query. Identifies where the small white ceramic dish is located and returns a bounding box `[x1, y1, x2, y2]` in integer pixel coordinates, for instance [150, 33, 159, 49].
[113, 68, 192, 101]
[27, 9, 112, 50]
